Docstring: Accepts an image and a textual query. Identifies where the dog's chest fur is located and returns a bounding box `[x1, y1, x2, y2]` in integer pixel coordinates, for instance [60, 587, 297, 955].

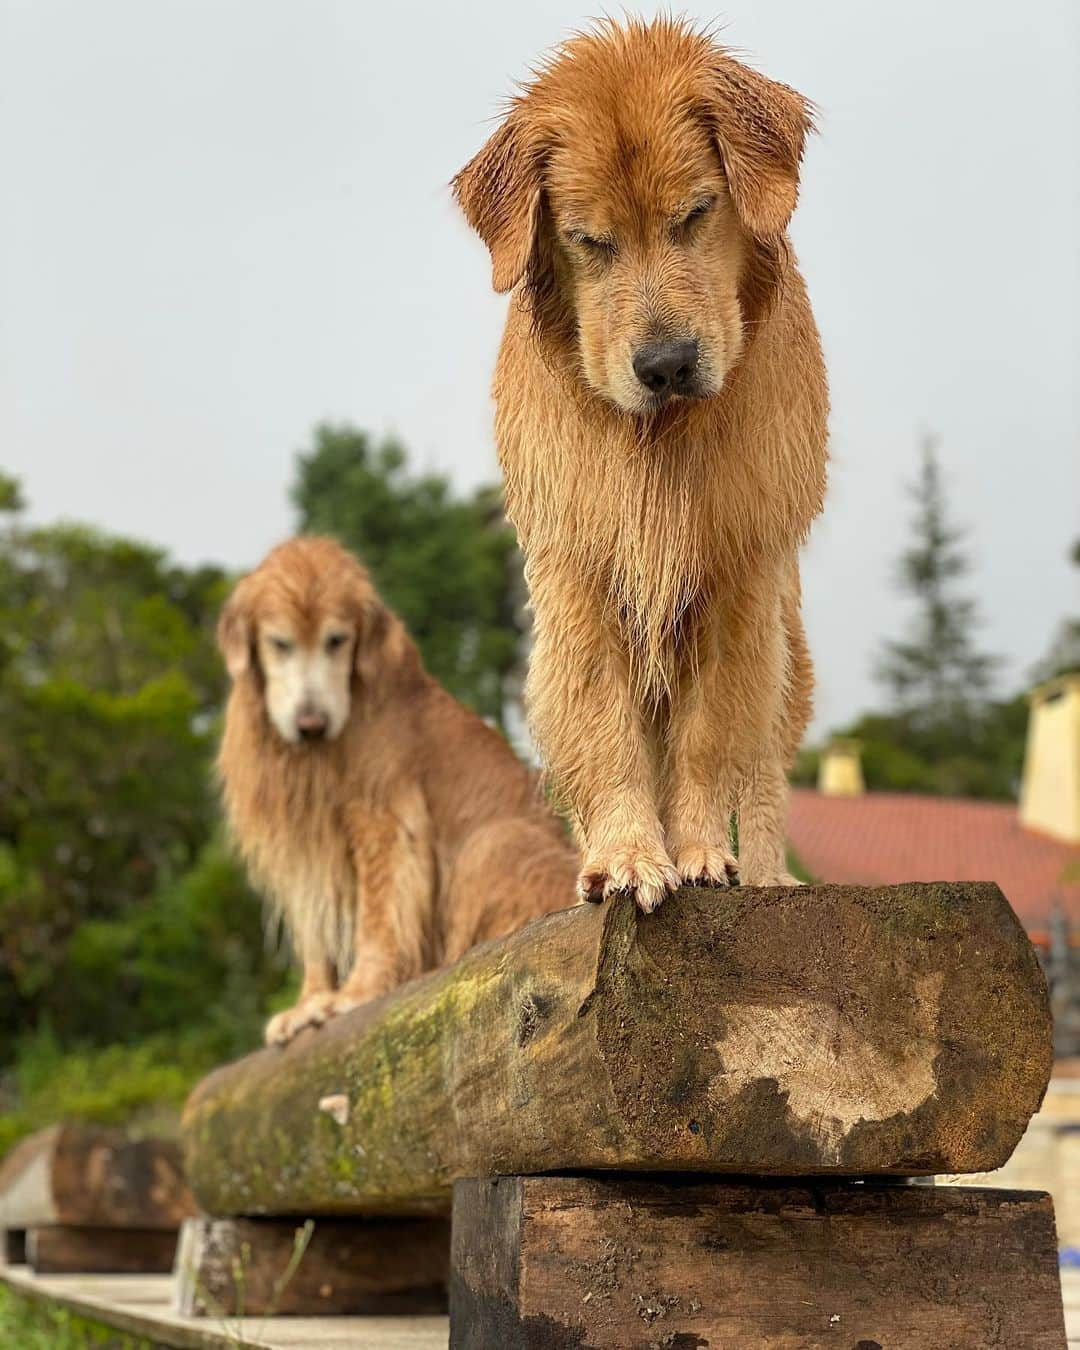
[218, 709, 359, 962]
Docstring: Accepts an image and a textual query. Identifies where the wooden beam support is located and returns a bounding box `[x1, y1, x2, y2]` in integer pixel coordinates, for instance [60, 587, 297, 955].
[26, 1224, 178, 1275]
[182, 884, 1051, 1217]
[175, 1216, 450, 1317]
[450, 1176, 1068, 1349]
[0, 1125, 195, 1230]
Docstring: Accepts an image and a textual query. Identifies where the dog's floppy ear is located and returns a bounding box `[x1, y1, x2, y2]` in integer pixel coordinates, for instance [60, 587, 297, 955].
[453, 107, 544, 293]
[704, 58, 813, 241]
[354, 599, 418, 689]
[216, 581, 255, 680]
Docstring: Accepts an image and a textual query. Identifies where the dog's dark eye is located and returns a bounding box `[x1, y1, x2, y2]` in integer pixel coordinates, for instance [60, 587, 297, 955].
[325, 633, 348, 653]
[269, 637, 293, 654]
[678, 198, 716, 235]
[566, 229, 617, 259]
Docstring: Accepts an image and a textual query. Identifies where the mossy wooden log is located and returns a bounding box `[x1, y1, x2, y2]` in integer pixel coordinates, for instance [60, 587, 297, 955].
[182, 883, 1052, 1218]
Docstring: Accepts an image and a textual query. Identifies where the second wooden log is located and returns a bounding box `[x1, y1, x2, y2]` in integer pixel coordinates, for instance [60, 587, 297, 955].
[174, 1216, 450, 1316]
[26, 1225, 178, 1275]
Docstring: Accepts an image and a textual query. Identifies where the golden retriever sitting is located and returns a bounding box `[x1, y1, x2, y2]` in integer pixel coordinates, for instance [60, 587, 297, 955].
[454, 18, 828, 912]
[216, 536, 578, 1045]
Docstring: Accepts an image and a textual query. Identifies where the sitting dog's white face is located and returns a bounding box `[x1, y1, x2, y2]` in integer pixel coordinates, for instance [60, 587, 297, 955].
[256, 617, 355, 745]
[216, 538, 395, 749]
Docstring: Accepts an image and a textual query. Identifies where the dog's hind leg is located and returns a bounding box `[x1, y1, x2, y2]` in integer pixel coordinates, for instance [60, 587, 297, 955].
[736, 754, 801, 887]
[736, 571, 812, 887]
[440, 818, 578, 963]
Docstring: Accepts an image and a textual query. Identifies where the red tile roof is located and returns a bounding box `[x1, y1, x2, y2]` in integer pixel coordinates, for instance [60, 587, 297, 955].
[788, 789, 1080, 937]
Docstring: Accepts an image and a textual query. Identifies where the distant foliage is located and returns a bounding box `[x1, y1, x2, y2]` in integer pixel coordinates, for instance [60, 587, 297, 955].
[0, 481, 284, 1103]
[292, 423, 524, 724]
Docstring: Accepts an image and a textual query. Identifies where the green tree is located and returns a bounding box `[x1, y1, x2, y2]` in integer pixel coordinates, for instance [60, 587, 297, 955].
[0, 521, 228, 710]
[291, 424, 523, 723]
[876, 434, 998, 730]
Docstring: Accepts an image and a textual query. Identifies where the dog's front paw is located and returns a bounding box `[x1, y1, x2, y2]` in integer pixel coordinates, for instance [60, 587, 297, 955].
[264, 992, 337, 1047]
[578, 845, 679, 914]
[740, 868, 804, 888]
[672, 842, 740, 889]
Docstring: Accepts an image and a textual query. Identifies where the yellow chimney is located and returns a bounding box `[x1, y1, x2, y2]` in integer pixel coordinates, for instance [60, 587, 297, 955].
[1019, 674, 1080, 844]
[818, 739, 865, 797]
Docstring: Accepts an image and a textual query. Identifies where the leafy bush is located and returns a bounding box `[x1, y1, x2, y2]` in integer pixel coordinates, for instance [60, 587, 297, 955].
[0, 1283, 154, 1348]
[55, 835, 287, 1051]
[0, 1028, 217, 1159]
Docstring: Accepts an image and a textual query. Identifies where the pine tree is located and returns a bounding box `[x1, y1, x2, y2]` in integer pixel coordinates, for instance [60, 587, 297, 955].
[876, 434, 998, 730]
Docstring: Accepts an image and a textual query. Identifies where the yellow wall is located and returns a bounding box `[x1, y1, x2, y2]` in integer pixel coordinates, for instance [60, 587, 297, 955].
[1020, 674, 1080, 845]
[818, 741, 865, 797]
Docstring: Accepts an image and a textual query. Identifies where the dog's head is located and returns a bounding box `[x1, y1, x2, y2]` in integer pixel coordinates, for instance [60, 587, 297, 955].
[217, 537, 404, 746]
[454, 19, 813, 415]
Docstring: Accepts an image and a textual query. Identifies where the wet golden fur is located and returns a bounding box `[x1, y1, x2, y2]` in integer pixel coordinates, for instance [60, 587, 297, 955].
[216, 537, 578, 1043]
[454, 19, 828, 910]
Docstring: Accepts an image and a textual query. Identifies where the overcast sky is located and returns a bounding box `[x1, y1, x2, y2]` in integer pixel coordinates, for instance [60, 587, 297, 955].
[2, 0, 1077, 734]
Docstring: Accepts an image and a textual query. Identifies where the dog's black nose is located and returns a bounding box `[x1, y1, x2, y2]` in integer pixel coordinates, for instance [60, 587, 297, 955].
[633, 339, 699, 397]
[297, 711, 329, 741]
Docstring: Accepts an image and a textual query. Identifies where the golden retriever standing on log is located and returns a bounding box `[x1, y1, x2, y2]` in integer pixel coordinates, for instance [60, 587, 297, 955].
[454, 19, 828, 912]
[216, 537, 578, 1045]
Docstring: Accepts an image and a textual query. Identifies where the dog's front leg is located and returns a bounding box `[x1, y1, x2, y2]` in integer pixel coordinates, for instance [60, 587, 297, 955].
[264, 956, 337, 1047]
[331, 787, 435, 1013]
[528, 583, 677, 913]
[664, 571, 786, 888]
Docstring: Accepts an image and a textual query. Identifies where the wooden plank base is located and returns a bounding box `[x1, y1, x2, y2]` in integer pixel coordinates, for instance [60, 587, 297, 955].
[451, 1176, 1068, 1349]
[175, 1216, 450, 1317]
[27, 1224, 178, 1275]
